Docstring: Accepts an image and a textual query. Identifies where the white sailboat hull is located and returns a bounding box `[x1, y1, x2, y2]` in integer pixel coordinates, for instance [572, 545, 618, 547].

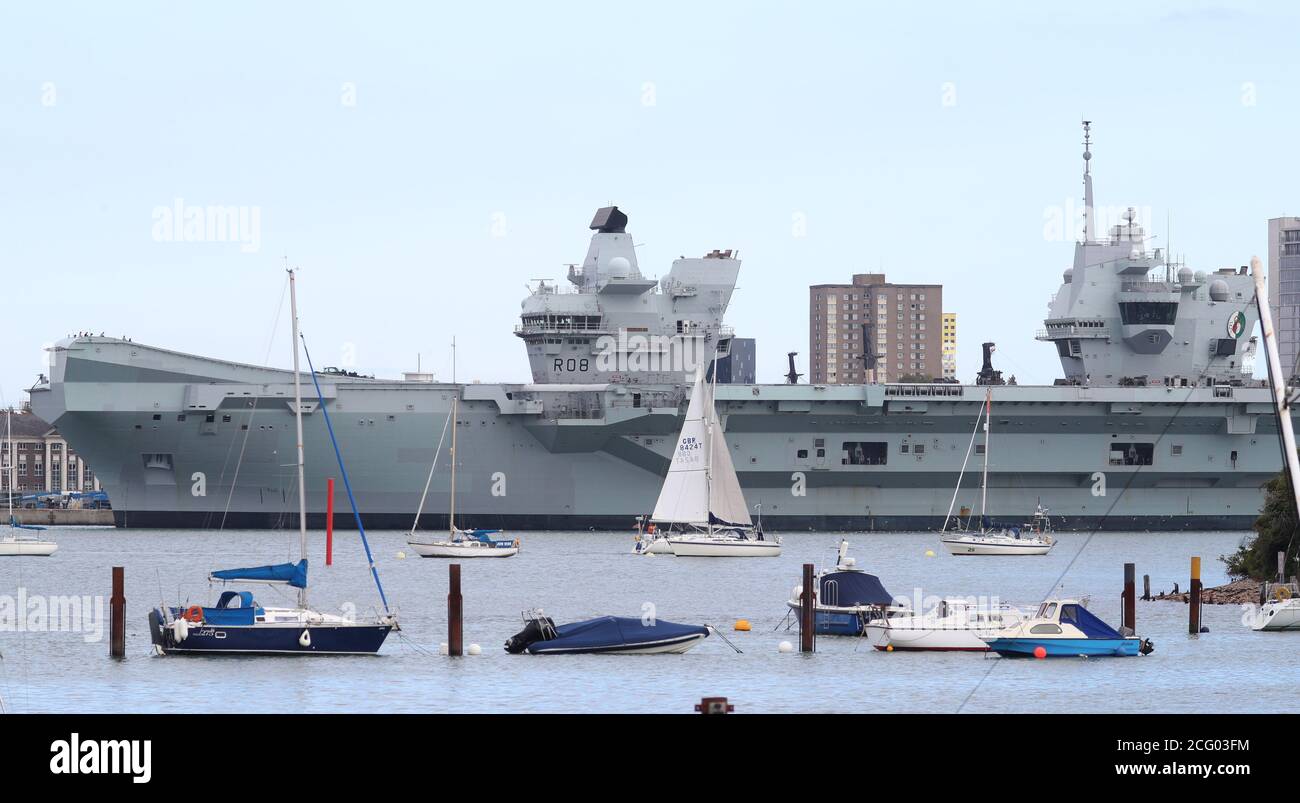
[0, 538, 58, 557]
[667, 537, 780, 557]
[941, 534, 1053, 556]
[868, 624, 993, 651]
[408, 540, 518, 558]
[1252, 599, 1300, 631]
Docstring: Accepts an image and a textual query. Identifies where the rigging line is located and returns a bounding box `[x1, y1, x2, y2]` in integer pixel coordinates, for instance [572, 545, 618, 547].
[300, 334, 390, 613]
[956, 383, 1201, 714]
[209, 273, 290, 533]
[409, 400, 454, 535]
[942, 395, 986, 531]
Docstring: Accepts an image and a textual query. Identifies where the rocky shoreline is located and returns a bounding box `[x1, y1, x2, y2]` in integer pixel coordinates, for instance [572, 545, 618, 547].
[1150, 577, 1262, 606]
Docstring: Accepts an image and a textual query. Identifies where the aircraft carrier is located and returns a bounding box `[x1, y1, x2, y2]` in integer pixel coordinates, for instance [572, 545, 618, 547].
[28, 129, 1283, 531]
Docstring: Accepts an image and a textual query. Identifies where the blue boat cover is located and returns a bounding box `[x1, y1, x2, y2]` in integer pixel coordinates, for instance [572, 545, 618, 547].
[819, 571, 893, 607]
[465, 529, 513, 546]
[529, 616, 708, 653]
[1059, 603, 1123, 639]
[211, 559, 308, 589]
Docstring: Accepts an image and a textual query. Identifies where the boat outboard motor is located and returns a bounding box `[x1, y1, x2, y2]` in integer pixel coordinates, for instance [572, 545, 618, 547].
[503, 616, 556, 653]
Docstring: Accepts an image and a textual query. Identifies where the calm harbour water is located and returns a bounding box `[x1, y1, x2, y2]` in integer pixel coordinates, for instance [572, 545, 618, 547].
[0, 527, 1292, 714]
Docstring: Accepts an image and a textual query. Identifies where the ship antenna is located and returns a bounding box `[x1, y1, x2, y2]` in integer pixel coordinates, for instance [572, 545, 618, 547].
[1082, 120, 1095, 243]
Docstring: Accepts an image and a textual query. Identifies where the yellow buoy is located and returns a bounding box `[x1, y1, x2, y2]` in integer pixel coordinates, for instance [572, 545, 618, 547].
[924, 549, 936, 558]
[734, 619, 751, 632]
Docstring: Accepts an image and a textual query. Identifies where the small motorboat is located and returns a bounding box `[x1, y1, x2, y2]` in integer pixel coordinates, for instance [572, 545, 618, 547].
[504, 611, 710, 655]
[785, 540, 906, 635]
[1251, 581, 1300, 632]
[982, 598, 1153, 657]
[632, 516, 673, 555]
[409, 527, 519, 558]
[865, 597, 1025, 651]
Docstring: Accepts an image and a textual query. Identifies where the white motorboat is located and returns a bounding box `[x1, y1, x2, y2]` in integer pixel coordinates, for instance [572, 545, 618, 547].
[632, 515, 673, 555]
[865, 597, 1026, 651]
[938, 388, 1054, 556]
[1, 409, 58, 557]
[407, 362, 518, 559]
[655, 362, 779, 557]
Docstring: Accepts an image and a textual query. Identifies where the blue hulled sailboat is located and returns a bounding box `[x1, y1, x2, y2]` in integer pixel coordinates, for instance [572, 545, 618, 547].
[149, 269, 397, 655]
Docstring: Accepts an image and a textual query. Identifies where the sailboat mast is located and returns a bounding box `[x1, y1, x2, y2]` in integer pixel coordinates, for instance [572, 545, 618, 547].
[1252, 258, 1300, 532]
[979, 389, 991, 522]
[704, 359, 716, 535]
[449, 394, 458, 536]
[288, 269, 308, 609]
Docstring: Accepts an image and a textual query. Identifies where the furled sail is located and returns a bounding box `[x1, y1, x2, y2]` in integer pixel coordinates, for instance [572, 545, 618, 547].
[210, 559, 308, 589]
[651, 366, 711, 524]
[704, 377, 752, 526]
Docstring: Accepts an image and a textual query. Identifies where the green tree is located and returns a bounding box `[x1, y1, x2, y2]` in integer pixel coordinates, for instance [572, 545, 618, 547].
[1223, 468, 1299, 580]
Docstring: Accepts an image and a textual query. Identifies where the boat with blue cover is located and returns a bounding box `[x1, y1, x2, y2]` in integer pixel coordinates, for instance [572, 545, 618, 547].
[785, 540, 906, 635]
[504, 611, 710, 654]
[982, 598, 1152, 657]
[148, 269, 398, 655]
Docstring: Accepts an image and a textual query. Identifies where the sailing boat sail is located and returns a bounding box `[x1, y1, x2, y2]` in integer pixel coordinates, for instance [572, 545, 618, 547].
[1, 408, 58, 556]
[940, 389, 1054, 556]
[658, 361, 779, 557]
[148, 268, 398, 654]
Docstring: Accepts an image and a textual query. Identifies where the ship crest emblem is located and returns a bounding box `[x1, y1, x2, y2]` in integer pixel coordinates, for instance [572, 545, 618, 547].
[1226, 311, 1246, 339]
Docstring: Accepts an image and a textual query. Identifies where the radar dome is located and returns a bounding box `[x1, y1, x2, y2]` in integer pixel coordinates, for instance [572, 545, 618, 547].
[1209, 279, 1230, 301]
[1177, 267, 1194, 284]
[606, 256, 631, 278]
[1062, 268, 1073, 284]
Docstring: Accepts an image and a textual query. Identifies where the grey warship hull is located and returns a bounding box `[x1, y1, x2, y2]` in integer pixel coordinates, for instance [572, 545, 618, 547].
[30, 337, 1279, 531]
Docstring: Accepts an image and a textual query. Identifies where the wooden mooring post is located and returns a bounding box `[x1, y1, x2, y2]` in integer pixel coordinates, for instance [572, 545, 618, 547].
[1122, 563, 1136, 633]
[1142, 574, 1151, 601]
[448, 563, 463, 656]
[110, 566, 125, 659]
[799, 563, 815, 653]
[1189, 556, 1202, 635]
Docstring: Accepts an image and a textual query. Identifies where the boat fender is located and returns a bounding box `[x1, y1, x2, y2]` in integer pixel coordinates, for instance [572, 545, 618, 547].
[182, 605, 204, 623]
[299, 629, 312, 648]
[173, 617, 189, 642]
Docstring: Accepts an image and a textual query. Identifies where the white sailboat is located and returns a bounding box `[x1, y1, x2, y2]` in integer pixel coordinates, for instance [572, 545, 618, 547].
[659, 362, 779, 557]
[407, 389, 519, 558]
[0, 409, 58, 557]
[940, 389, 1054, 556]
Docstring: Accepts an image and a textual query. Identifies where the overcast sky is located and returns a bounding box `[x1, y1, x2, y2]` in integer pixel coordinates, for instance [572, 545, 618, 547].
[2, 1, 1295, 402]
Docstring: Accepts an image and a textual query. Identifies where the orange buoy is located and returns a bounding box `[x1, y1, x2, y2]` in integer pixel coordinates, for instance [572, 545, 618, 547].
[182, 605, 204, 623]
[1033, 645, 1047, 659]
[733, 619, 751, 631]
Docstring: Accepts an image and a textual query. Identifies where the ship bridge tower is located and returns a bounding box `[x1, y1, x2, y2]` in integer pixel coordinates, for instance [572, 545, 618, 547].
[1036, 123, 1259, 387]
[516, 207, 740, 385]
